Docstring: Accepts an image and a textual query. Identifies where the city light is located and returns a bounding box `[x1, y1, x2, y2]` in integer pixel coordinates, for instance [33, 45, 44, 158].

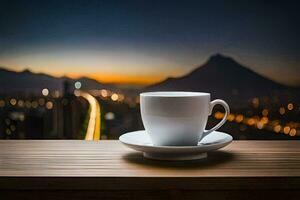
[287, 103, 294, 111]
[262, 109, 269, 116]
[214, 107, 299, 137]
[10, 98, 17, 106]
[53, 90, 60, 98]
[74, 81, 82, 89]
[274, 125, 281, 133]
[283, 126, 290, 134]
[289, 128, 297, 136]
[0, 100, 5, 107]
[46, 101, 53, 109]
[257, 122, 264, 129]
[227, 114, 235, 122]
[74, 90, 80, 97]
[100, 89, 108, 97]
[235, 114, 244, 123]
[42, 88, 49, 96]
[279, 107, 285, 115]
[118, 94, 125, 101]
[32, 101, 38, 108]
[247, 118, 255, 126]
[214, 111, 224, 119]
[17, 100, 24, 107]
[111, 93, 119, 101]
[105, 112, 115, 120]
[261, 117, 269, 124]
[1, 86, 299, 140]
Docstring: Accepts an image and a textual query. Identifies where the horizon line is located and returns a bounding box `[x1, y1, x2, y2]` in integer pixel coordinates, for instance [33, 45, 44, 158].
[1, 53, 300, 87]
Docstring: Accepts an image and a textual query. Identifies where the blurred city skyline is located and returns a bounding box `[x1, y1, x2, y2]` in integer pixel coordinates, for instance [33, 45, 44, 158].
[0, 0, 299, 86]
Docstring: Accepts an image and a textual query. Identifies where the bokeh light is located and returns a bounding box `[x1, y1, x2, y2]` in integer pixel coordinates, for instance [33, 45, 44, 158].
[42, 88, 49, 96]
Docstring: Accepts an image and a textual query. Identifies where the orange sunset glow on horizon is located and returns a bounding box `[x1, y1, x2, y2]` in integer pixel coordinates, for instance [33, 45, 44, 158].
[66, 72, 167, 85]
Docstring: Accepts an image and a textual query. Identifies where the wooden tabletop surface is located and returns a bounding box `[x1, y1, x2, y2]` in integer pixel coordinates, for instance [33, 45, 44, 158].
[0, 140, 300, 190]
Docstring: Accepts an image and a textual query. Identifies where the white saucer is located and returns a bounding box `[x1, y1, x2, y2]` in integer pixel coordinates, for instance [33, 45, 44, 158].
[119, 130, 233, 161]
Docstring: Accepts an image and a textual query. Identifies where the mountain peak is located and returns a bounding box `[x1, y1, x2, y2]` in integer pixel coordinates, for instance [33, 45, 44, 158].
[207, 53, 237, 65]
[210, 53, 228, 59]
[185, 53, 243, 77]
[146, 53, 294, 98]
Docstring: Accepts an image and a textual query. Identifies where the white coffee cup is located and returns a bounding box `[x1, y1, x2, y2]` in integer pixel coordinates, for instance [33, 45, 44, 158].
[140, 91, 230, 146]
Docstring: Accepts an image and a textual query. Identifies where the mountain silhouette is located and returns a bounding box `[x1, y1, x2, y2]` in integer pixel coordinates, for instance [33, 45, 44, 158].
[0, 68, 64, 94]
[1, 54, 298, 103]
[146, 54, 299, 105]
[0, 67, 114, 95]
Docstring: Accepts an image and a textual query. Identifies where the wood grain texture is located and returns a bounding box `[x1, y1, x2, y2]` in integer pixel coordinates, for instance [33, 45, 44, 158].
[2, 190, 300, 200]
[0, 140, 299, 191]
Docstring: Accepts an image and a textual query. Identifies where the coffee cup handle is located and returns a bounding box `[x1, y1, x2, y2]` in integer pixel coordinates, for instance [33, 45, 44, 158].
[201, 99, 230, 139]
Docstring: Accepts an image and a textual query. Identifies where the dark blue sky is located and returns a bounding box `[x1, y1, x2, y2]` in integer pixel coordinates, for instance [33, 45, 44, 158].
[0, 0, 299, 85]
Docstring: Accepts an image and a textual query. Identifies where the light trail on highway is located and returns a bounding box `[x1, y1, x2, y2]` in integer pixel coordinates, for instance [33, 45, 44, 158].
[78, 91, 101, 140]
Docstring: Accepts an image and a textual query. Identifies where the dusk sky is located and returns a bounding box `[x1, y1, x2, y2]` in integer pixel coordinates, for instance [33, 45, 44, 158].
[0, 0, 299, 85]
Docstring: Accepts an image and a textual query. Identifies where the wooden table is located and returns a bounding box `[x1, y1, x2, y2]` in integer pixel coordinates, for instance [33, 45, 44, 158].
[0, 140, 299, 200]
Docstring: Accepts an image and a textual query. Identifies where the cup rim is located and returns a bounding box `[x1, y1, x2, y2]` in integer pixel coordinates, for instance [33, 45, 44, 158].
[140, 91, 210, 97]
